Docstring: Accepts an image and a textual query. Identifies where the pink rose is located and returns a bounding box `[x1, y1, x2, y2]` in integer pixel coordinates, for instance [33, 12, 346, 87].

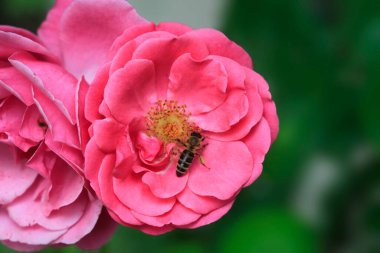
[84, 19, 279, 234]
[0, 0, 148, 250]
[0, 24, 116, 251]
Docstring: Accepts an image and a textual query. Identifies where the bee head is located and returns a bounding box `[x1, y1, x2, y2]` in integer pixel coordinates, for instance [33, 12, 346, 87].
[190, 131, 202, 139]
[188, 131, 202, 147]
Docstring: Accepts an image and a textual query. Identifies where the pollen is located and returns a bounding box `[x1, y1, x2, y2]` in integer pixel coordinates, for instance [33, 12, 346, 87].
[146, 100, 198, 145]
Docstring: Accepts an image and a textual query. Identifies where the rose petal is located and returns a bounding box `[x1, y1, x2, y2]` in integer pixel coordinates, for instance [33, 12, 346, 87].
[188, 139, 253, 200]
[57, 0, 148, 80]
[132, 202, 201, 227]
[7, 53, 81, 149]
[186, 28, 252, 68]
[113, 168, 176, 217]
[0, 209, 65, 245]
[84, 139, 106, 196]
[109, 22, 156, 59]
[9, 51, 77, 124]
[205, 70, 264, 141]
[130, 211, 165, 228]
[0, 144, 38, 204]
[19, 105, 45, 143]
[107, 208, 142, 227]
[114, 129, 138, 178]
[167, 53, 227, 114]
[44, 131, 84, 174]
[76, 208, 117, 250]
[57, 195, 103, 244]
[159, 203, 201, 226]
[104, 59, 157, 124]
[0, 25, 43, 43]
[210, 56, 247, 89]
[31, 85, 79, 149]
[157, 22, 192, 36]
[98, 99, 112, 118]
[0, 83, 10, 100]
[248, 68, 279, 143]
[243, 163, 263, 187]
[26, 143, 57, 178]
[0, 97, 36, 151]
[7, 188, 86, 231]
[177, 186, 230, 215]
[37, 0, 73, 58]
[85, 63, 110, 122]
[243, 118, 271, 165]
[142, 163, 188, 199]
[190, 55, 250, 132]
[96, 153, 143, 226]
[92, 118, 125, 153]
[186, 200, 234, 229]
[45, 158, 84, 213]
[136, 132, 163, 162]
[264, 100, 279, 144]
[0, 96, 25, 134]
[192, 90, 248, 132]
[136, 224, 174, 235]
[249, 71, 279, 143]
[132, 36, 209, 98]
[110, 30, 177, 75]
[0, 66, 33, 106]
[0, 28, 50, 58]
[75, 77, 90, 149]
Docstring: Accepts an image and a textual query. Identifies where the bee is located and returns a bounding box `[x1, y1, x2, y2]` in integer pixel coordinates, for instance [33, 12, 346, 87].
[176, 131, 208, 177]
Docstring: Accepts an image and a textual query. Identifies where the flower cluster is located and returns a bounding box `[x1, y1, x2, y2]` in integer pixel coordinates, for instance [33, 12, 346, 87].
[0, 0, 278, 251]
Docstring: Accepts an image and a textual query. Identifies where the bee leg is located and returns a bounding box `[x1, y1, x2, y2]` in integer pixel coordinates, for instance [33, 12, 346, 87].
[175, 138, 188, 148]
[198, 155, 211, 170]
[199, 143, 208, 152]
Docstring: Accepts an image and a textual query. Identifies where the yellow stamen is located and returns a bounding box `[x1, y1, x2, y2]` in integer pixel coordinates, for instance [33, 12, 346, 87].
[146, 99, 198, 145]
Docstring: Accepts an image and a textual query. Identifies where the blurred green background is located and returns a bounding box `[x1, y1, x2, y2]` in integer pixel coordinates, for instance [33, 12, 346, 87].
[1, 0, 380, 252]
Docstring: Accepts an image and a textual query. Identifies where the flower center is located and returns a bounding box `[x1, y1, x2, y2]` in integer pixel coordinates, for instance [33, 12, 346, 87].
[146, 100, 197, 145]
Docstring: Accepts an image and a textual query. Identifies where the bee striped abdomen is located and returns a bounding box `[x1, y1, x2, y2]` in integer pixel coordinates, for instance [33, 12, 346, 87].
[176, 150, 194, 177]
